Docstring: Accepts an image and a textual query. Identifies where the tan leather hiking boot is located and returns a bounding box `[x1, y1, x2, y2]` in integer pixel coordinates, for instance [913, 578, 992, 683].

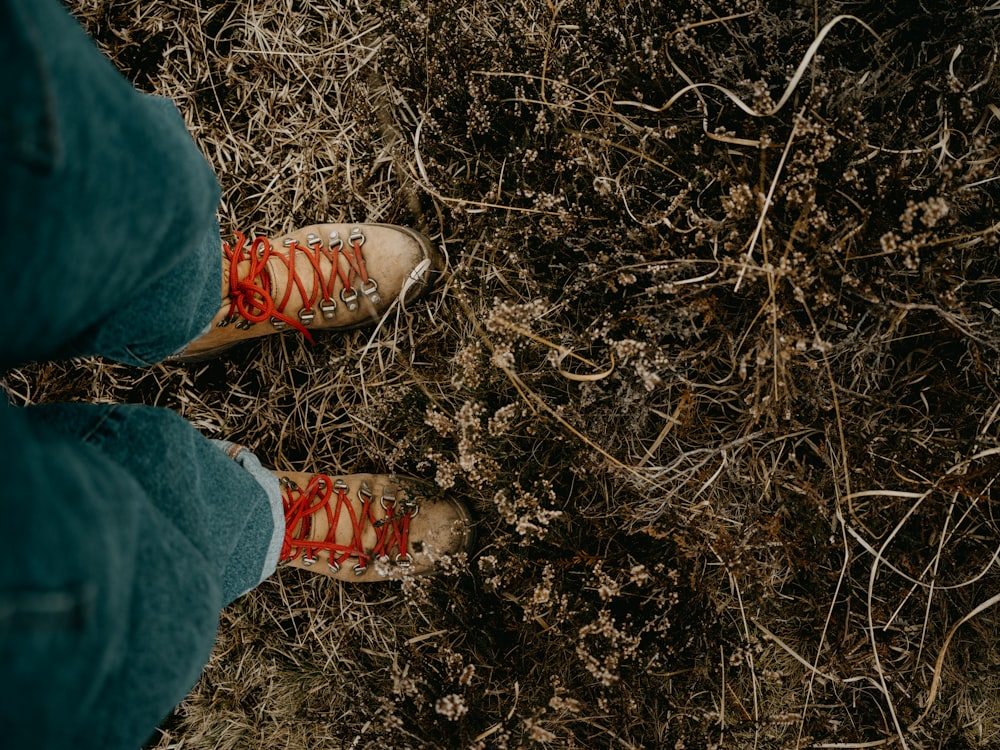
[179, 223, 441, 359]
[277, 471, 473, 581]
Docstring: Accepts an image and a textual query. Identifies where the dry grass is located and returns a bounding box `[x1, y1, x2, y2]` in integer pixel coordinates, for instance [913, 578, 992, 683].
[9, 0, 1000, 747]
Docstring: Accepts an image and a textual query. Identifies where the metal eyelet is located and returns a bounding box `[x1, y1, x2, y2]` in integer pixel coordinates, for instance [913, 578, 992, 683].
[341, 287, 359, 312]
[395, 553, 413, 568]
[271, 317, 287, 330]
[380, 486, 396, 511]
[302, 554, 317, 567]
[236, 319, 253, 330]
[361, 278, 381, 305]
[299, 308, 315, 326]
[306, 233, 322, 247]
[353, 563, 367, 576]
[349, 226, 366, 246]
[319, 299, 337, 320]
[328, 560, 341, 574]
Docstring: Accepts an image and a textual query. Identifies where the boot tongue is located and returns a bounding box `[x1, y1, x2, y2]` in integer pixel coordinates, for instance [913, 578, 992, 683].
[265, 251, 299, 313]
[302, 479, 382, 556]
[266, 236, 379, 322]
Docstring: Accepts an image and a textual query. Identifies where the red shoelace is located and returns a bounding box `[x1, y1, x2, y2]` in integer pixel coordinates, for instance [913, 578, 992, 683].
[220, 228, 379, 343]
[279, 474, 415, 576]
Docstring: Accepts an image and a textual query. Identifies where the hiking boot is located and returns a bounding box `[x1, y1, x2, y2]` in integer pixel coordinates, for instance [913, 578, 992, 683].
[277, 471, 473, 581]
[178, 223, 441, 359]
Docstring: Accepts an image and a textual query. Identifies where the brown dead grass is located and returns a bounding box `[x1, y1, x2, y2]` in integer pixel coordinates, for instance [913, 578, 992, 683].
[8, 0, 1000, 747]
